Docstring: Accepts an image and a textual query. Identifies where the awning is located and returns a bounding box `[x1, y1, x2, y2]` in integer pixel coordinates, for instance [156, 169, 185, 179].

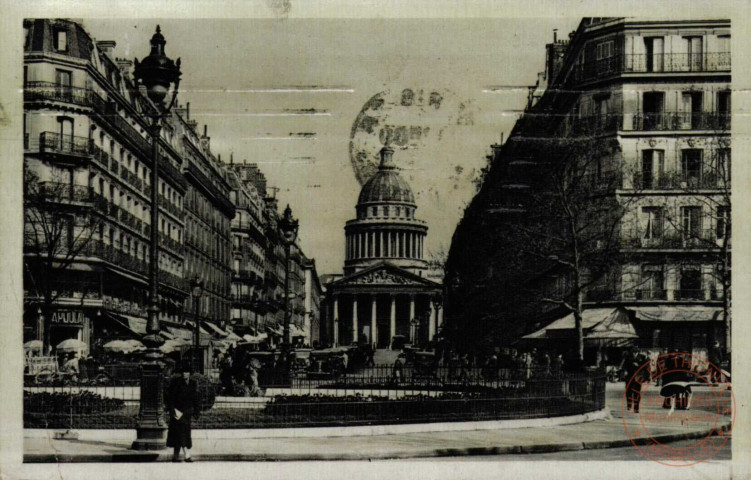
[266, 325, 283, 337]
[185, 321, 212, 336]
[290, 324, 307, 337]
[523, 307, 638, 341]
[203, 321, 229, 337]
[120, 314, 148, 335]
[626, 306, 723, 322]
[103, 312, 144, 338]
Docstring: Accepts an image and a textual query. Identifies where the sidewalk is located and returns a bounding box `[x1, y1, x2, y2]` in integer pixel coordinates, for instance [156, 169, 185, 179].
[24, 384, 732, 462]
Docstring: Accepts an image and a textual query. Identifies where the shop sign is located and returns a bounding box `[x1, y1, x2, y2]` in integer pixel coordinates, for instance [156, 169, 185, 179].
[51, 310, 85, 326]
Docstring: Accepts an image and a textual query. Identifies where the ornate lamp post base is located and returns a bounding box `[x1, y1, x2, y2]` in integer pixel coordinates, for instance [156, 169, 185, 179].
[132, 336, 167, 450]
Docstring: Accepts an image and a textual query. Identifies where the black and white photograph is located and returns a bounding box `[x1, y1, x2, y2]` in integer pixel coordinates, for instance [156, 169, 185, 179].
[0, 1, 747, 479]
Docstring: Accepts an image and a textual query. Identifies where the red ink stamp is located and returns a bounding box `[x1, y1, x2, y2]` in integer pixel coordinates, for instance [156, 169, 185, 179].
[621, 351, 734, 466]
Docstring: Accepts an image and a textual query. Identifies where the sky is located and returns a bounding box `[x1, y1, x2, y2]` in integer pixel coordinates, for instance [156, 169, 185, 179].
[83, 17, 581, 275]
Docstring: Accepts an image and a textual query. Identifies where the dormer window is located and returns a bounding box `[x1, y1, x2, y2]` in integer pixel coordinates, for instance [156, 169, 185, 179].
[54, 30, 68, 52]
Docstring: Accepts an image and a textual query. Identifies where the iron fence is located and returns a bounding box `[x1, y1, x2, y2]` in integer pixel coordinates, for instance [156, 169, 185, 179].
[23, 364, 606, 429]
[24, 384, 141, 429]
[199, 369, 605, 428]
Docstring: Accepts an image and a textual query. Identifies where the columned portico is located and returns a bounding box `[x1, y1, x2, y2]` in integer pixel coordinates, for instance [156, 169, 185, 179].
[327, 147, 442, 349]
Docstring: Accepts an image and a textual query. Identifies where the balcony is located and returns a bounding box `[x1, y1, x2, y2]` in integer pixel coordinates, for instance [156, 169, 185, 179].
[635, 289, 667, 300]
[159, 232, 184, 255]
[621, 229, 718, 250]
[571, 52, 730, 84]
[630, 171, 727, 190]
[158, 195, 184, 220]
[31, 132, 93, 163]
[632, 112, 730, 132]
[673, 289, 705, 301]
[24, 81, 91, 108]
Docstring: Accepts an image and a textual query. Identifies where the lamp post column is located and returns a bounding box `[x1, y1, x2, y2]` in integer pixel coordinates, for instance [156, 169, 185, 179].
[132, 119, 166, 451]
[131, 24, 181, 451]
[283, 243, 291, 348]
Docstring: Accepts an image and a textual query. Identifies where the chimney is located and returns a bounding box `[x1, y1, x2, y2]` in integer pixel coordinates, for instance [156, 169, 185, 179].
[115, 58, 133, 81]
[200, 125, 210, 150]
[186, 102, 190, 120]
[553, 29, 558, 43]
[96, 40, 116, 59]
[230, 153, 234, 165]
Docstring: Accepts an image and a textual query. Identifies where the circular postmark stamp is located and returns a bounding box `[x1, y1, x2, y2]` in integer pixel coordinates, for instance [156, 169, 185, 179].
[621, 351, 734, 466]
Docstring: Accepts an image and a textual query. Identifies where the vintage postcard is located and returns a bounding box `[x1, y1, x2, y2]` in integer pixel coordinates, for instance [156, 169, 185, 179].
[0, 1, 748, 479]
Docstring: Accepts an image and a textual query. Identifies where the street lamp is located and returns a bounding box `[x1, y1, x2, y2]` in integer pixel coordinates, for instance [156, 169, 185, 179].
[278, 205, 299, 354]
[410, 316, 420, 346]
[130, 25, 181, 451]
[190, 276, 204, 373]
[431, 293, 443, 344]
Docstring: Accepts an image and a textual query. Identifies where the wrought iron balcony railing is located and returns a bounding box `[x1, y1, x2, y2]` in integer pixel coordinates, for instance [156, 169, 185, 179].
[37, 131, 92, 157]
[635, 288, 667, 300]
[571, 52, 730, 83]
[24, 81, 91, 107]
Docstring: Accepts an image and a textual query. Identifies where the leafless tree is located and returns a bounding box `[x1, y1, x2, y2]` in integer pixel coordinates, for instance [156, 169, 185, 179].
[24, 168, 103, 353]
[507, 135, 640, 362]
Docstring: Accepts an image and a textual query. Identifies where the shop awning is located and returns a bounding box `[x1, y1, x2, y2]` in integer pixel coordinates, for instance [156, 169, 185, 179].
[523, 307, 638, 341]
[104, 312, 144, 338]
[626, 306, 723, 322]
[266, 325, 283, 337]
[203, 321, 229, 337]
[120, 314, 148, 335]
[290, 324, 307, 337]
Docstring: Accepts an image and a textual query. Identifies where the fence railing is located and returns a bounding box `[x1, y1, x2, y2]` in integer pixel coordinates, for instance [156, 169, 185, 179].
[24, 366, 605, 429]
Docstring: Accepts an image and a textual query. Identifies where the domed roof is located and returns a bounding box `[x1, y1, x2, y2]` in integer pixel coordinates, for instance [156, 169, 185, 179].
[357, 147, 415, 205]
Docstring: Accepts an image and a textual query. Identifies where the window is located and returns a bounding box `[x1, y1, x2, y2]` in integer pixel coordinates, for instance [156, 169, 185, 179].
[717, 148, 730, 184]
[371, 207, 377, 217]
[383, 206, 389, 217]
[678, 266, 702, 300]
[641, 150, 664, 189]
[644, 37, 664, 72]
[642, 92, 664, 130]
[641, 265, 664, 299]
[681, 206, 702, 240]
[642, 207, 663, 240]
[684, 36, 703, 71]
[680, 92, 703, 129]
[716, 206, 729, 240]
[595, 40, 614, 60]
[54, 30, 68, 52]
[681, 149, 703, 187]
[717, 91, 731, 129]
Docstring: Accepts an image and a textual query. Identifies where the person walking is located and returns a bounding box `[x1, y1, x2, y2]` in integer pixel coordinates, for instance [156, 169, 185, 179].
[166, 367, 201, 462]
[622, 348, 648, 413]
[392, 353, 406, 384]
[708, 341, 724, 385]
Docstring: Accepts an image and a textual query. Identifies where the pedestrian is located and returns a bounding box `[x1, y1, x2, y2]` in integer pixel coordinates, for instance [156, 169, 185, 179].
[365, 344, 375, 367]
[166, 367, 201, 462]
[219, 352, 233, 395]
[392, 353, 406, 383]
[708, 341, 724, 385]
[622, 348, 648, 413]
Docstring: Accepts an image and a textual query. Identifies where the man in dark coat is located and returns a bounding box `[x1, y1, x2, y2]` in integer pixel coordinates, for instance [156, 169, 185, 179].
[622, 348, 648, 413]
[166, 368, 201, 462]
[708, 341, 724, 384]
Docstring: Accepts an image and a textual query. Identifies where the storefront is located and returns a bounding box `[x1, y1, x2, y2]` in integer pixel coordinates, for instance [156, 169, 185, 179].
[48, 309, 92, 356]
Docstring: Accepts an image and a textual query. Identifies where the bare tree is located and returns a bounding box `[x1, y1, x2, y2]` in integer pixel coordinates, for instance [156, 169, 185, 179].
[24, 168, 103, 353]
[507, 135, 639, 362]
